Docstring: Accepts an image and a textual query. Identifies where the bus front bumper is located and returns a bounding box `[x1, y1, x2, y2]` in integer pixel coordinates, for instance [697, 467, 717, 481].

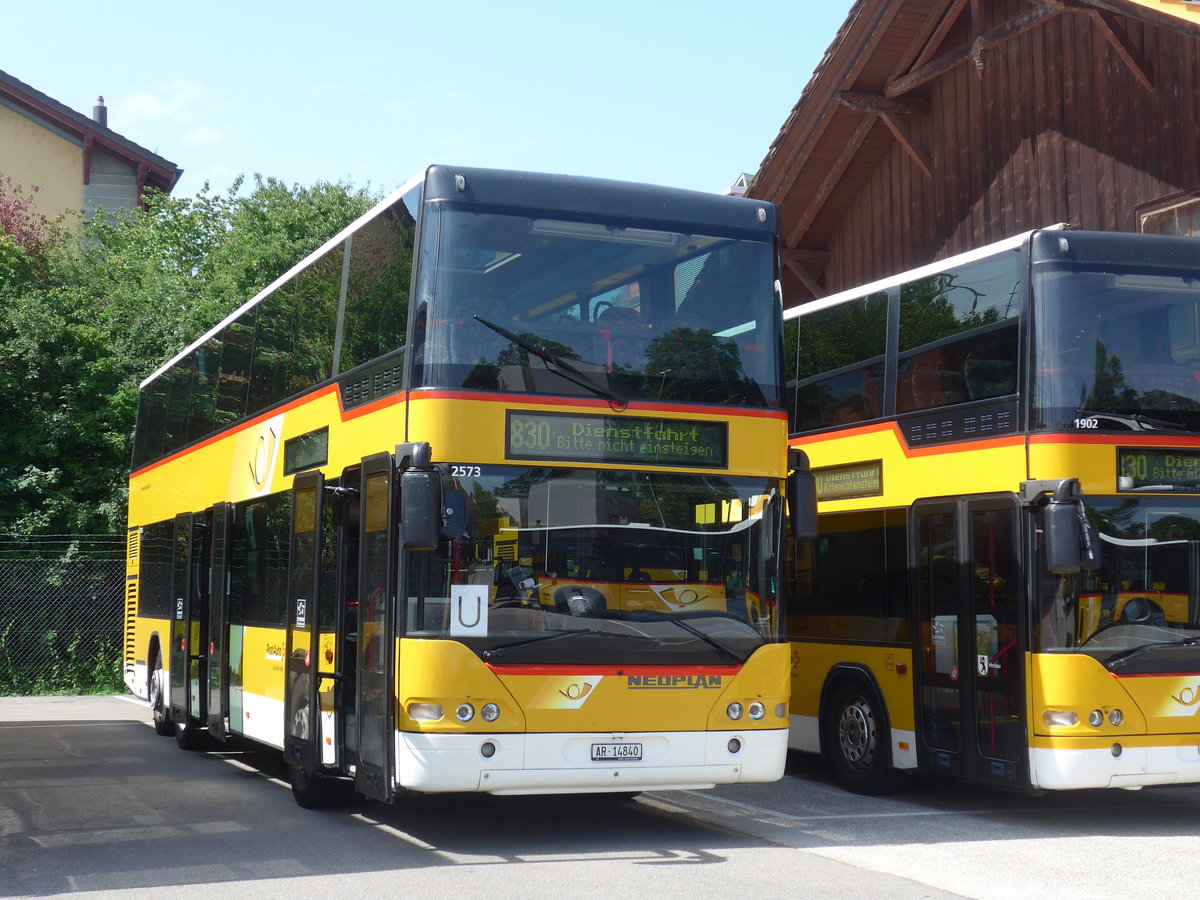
[394, 727, 788, 794]
[1030, 738, 1200, 790]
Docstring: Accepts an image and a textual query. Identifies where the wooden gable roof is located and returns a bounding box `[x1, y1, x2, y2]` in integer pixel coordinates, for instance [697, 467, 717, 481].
[748, 0, 1200, 304]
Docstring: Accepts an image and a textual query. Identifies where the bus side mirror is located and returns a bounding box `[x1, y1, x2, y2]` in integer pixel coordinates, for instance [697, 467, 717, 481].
[1044, 499, 1081, 574]
[1044, 479, 1100, 574]
[400, 469, 441, 550]
[397, 442, 441, 550]
[788, 448, 818, 542]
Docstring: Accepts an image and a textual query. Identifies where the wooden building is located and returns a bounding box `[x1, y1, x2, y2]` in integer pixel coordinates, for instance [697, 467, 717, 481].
[748, 0, 1200, 305]
[0, 68, 181, 220]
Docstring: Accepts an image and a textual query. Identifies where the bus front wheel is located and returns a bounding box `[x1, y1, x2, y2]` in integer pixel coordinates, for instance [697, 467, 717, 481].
[824, 680, 898, 795]
[149, 655, 173, 737]
[289, 763, 356, 809]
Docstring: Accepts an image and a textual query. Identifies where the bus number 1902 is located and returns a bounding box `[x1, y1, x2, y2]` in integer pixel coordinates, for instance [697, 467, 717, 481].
[1073, 417, 1100, 429]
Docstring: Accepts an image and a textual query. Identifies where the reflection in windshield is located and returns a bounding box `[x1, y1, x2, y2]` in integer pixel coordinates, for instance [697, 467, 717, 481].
[402, 467, 782, 665]
[1036, 497, 1200, 673]
[1034, 264, 1200, 432]
[414, 209, 778, 407]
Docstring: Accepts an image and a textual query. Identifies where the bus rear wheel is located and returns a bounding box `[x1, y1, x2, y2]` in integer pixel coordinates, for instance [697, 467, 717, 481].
[824, 680, 898, 795]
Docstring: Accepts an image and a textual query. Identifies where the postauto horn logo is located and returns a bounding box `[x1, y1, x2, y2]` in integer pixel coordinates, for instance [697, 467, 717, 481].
[531, 676, 603, 710]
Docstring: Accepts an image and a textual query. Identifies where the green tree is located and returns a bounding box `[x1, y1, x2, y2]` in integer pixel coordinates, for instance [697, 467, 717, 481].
[0, 175, 377, 535]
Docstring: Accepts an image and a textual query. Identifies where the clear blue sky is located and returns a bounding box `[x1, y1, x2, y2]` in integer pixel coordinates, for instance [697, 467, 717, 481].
[7, 0, 855, 197]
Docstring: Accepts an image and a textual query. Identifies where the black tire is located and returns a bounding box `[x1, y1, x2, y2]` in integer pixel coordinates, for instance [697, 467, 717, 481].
[149, 655, 173, 737]
[289, 763, 356, 809]
[824, 679, 899, 795]
[174, 719, 208, 751]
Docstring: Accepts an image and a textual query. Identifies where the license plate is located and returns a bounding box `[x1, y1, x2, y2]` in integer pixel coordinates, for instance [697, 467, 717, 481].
[591, 742, 642, 761]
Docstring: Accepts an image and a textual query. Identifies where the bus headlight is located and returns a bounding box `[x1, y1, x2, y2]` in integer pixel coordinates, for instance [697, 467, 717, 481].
[748, 702, 766, 720]
[409, 703, 443, 721]
[726, 702, 744, 721]
[1109, 708, 1124, 726]
[456, 703, 475, 722]
[481, 702, 501, 722]
[1042, 709, 1078, 727]
[1089, 709, 1104, 728]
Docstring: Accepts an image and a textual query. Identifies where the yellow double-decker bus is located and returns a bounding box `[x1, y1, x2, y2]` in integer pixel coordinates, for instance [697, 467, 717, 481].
[785, 227, 1200, 793]
[125, 165, 815, 807]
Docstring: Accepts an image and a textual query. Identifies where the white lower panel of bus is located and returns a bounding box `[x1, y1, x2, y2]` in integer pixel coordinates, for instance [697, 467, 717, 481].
[788, 714, 919, 770]
[1030, 742, 1200, 790]
[395, 728, 788, 794]
[240, 692, 284, 749]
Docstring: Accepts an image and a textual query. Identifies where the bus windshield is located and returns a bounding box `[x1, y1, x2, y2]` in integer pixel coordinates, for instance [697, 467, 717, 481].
[414, 207, 779, 407]
[1034, 261, 1200, 432]
[403, 467, 782, 665]
[1037, 496, 1200, 673]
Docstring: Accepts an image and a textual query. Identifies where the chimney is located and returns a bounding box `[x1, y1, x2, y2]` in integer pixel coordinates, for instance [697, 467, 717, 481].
[92, 96, 107, 128]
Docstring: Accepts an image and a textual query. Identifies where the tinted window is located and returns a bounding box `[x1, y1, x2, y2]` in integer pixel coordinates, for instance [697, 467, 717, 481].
[247, 248, 340, 412]
[416, 208, 778, 407]
[897, 254, 1021, 414]
[788, 508, 909, 643]
[789, 291, 887, 431]
[229, 493, 291, 627]
[137, 519, 174, 619]
[338, 199, 415, 373]
[1034, 263, 1200, 431]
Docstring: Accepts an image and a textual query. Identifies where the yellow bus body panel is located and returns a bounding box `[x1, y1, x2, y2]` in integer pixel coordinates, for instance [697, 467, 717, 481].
[795, 425, 1027, 510]
[396, 639, 790, 734]
[1029, 652, 1200, 741]
[789, 642, 916, 732]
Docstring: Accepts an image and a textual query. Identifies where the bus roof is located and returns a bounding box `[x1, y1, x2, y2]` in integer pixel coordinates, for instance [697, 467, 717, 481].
[783, 224, 1066, 322]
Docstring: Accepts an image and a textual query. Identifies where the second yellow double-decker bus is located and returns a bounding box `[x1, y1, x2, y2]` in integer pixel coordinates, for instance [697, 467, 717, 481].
[786, 227, 1200, 793]
[125, 165, 814, 807]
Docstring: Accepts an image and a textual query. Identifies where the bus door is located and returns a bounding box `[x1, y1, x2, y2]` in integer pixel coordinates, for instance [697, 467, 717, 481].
[285, 472, 326, 774]
[912, 495, 1026, 788]
[355, 453, 396, 802]
[169, 512, 209, 727]
[206, 503, 232, 738]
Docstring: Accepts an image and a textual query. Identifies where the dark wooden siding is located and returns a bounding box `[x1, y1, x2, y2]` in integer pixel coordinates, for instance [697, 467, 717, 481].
[821, 2, 1200, 293]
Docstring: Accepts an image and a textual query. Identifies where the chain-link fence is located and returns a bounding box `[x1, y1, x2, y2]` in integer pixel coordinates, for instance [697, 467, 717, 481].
[0, 535, 126, 696]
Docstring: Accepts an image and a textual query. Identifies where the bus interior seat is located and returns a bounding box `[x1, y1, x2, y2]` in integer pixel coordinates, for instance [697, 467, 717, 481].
[904, 352, 967, 410]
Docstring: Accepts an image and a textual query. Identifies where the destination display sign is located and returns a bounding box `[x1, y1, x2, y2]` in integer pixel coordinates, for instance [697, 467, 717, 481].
[506, 411, 728, 468]
[1118, 448, 1200, 493]
[814, 460, 884, 500]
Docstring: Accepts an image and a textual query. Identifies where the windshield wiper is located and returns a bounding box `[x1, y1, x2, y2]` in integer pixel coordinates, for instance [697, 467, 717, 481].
[1105, 636, 1200, 671]
[472, 315, 628, 408]
[1075, 409, 1188, 433]
[480, 628, 652, 661]
[664, 617, 746, 664]
[481, 629, 601, 660]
